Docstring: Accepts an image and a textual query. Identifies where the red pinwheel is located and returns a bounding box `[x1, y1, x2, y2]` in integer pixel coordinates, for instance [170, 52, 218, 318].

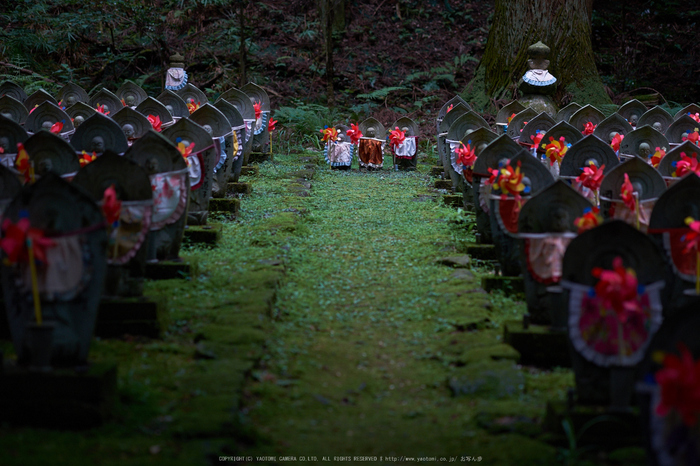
[495, 161, 527, 200]
[15, 142, 32, 184]
[690, 113, 700, 124]
[591, 256, 642, 323]
[650, 147, 666, 168]
[683, 128, 700, 146]
[530, 131, 544, 150]
[320, 127, 339, 143]
[456, 142, 477, 182]
[446, 104, 453, 113]
[0, 218, 55, 265]
[610, 133, 624, 152]
[389, 127, 406, 148]
[268, 118, 277, 132]
[177, 141, 195, 159]
[574, 207, 602, 233]
[682, 217, 700, 254]
[655, 344, 700, 427]
[576, 162, 605, 191]
[101, 185, 121, 227]
[582, 121, 596, 135]
[673, 152, 700, 177]
[49, 121, 63, 134]
[147, 115, 162, 132]
[187, 101, 200, 115]
[486, 166, 499, 186]
[543, 136, 568, 166]
[96, 104, 110, 115]
[346, 123, 363, 145]
[79, 151, 97, 167]
[620, 173, 637, 211]
[253, 101, 262, 121]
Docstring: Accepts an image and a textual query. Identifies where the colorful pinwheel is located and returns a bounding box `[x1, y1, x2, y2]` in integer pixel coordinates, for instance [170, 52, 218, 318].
[576, 162, 605, 192]
[15, 142, 33, 184]
[320, 126, 339, 143]
[456, 142, 476, 183]
[49, 121, 63, 134]
[147, 115, 162, 132]
[574, 207, 603, 233]
[650, 147, 666, 168]
[346, 123, 363, 145]
[187, 101, 200, 115]
[655, 344, 700, 427]
[446, 104, 454, 113]
[253, 101, 262, 121]
[389, 127, 406, 148]
[689, 113, 700, 124]
[582, 121, 596, 135]
[683, 128, 700, 146]
[96, 104, 110, 115]
[494, 161, 527, 200]
[620, 173, 636, 211]
[672, 152, 700, 177]
[0, 217, 55, 265]
[530, 131, 544, 150]
[543, 136, 568, 166]
[268, 118, 277, 132]
[610, 133, 624, 152]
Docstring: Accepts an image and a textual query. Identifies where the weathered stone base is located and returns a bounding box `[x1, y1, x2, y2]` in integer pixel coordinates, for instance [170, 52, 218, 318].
[240, 166, 259, 177]
[208, 198, 240, 216]
[503, 320, 570, 368]
[430, 166, 444, 177]
[95, 296, 166, 338]
[465, 244, 497, 260]
[543, 400, 641, 449]
[434, 179, 453, 190]
[0, 361, 117, 429]
[248, 152, 272, 163]
[145, 261, 193, 280]
[184, 223, 222, 245]
[227, 182, 252, 195]
[442, 194, 463, 208]
[481, 275, 524, 294]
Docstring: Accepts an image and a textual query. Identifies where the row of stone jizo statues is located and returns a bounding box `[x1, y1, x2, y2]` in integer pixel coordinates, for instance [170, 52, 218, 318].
[0, 78, 275, 224]
[437, 94, 700, 464]
[0, 75, 274, 375]
[322, 117, 420, 171]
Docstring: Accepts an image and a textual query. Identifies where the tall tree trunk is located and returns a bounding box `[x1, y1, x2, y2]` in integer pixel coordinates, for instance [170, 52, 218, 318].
[464, 0, 610, 112]
[238, 1, 247, 87]
[320, 0, 335, 107]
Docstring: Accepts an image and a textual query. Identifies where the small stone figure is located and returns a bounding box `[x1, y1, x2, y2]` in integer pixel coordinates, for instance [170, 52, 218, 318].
[391, 117, 419, 171]
[357, 118, 386, 170]
[165, 53, 188, 91]
[518, 42, 558, 117]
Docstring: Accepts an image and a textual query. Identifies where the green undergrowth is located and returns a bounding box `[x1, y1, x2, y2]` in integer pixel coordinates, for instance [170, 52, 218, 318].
[0, 148, 600, 465]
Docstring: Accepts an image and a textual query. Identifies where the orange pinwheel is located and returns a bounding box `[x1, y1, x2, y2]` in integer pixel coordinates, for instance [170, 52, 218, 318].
[320, 126, 338, 143]
[576, 162, 605, 191]
[543, 136, 568, 166]
[650, 147, 666, 168]
[80, 151, 97, 167]
[147, 115, 162, 132]
[346, 123, 363, 145]
[620, 173, 636, 211]
[610, 133, 624, 152]
[574, 207, 603, 233]
[15, 142, 33, 183]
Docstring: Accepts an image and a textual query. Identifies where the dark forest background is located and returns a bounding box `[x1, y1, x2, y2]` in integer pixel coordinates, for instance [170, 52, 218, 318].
[1, 0, 698, 133]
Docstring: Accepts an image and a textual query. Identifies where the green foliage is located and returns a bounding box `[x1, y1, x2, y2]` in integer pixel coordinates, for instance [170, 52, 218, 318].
[356, 86, 409, 101]
[273, 102, 344, 148]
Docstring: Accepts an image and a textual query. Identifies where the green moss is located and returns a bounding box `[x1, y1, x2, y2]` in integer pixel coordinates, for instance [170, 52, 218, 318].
[565, 78, 613, 107]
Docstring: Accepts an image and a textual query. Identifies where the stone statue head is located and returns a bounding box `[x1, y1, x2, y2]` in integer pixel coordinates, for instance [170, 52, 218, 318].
[653, 121, 663, 132]
[401, 126, 409, 134]
[367, 126, 376, 138]
[66, 96, 76, 107]
[0, 136, 10, 153]
[632, 180, 644, 195]
[551, 207, 570, 233]
[37, 157, 53, 175]
[203, 124, 213, 135]
[125, 95, 135, 106]
[122, 123, 135, 139]
[638, 142, 651, 158]
[584, 158, 600, 168]
[41, 121, 53, 131]
[146, 157, 160, 175]
[74, 115, 85, 127]
[476, 142, 488, 155]
[91, 135, 105, 153]
[165, 105, 174, 115]
[608, 131, 619, 143]
[1, 112, 12, 121]
[102, 104, 109, 114]
[629, 114, 639, 126]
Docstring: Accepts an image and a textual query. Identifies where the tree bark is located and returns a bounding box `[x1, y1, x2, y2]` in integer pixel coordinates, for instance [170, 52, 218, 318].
[321, 0, 336, 107]
[464, 0, 611, 111]
[238, 1, 247, 87]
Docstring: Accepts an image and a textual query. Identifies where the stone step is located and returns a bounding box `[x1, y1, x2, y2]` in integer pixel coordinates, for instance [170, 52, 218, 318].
[95, 296, 166, 339]
[249, 152, 272, 163]
[240, 166, 259, 177]
[442, 194, 463, 208]
[145, 261, 194, 280]
[434, 179, 452, 190]
[430, 166, 444, 177]
[465, 244, 496, 260]
[227, 182, 252, 195]
[184, 223, 222, 245]
[481, 275, 524, 294]
[208, 198, 240, 216]
[503, 320, 570, 368]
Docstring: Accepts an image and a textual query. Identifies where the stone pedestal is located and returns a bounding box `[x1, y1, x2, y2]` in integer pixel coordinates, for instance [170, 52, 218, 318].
[503, 320, 570, 368]
[184, 223, 223, 245]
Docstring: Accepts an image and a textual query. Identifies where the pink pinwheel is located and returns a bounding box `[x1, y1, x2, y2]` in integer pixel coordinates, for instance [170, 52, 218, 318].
[673, 152, 700, 177]
[591, 256, 642, 323]
[346, 123, 363, 145]
[690, 113, 700, 123]
[389, 127, 406, 148]
[620, 173, 636, 211]
[0, 217, 55, 265]
[610, 133, 624, 152]
[446, 104, 453, 113]
[582, 121, 596, 135]
[49, 121, 63, 134]
[576, 162, 605, 191]
[655, 344, 700, 427]
[147, 115, 162, 132]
